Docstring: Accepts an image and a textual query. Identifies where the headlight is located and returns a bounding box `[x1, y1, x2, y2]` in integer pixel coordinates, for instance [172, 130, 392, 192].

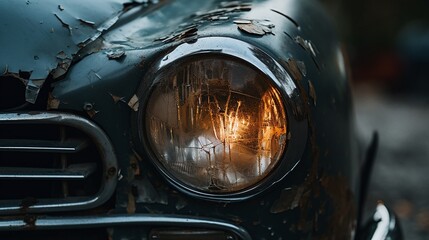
[134, 37, 306, 200]
[143, 55, 287, 193]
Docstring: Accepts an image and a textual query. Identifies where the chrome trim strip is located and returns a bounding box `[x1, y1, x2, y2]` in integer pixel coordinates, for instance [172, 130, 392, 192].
[0, 163, 96, 180]
[0, 112, 118, 214]
[0, 138, 88, 153]
[0, 214, 252, 240]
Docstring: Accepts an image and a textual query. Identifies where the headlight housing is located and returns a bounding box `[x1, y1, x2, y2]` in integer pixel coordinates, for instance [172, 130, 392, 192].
[135, 37, 306, 200]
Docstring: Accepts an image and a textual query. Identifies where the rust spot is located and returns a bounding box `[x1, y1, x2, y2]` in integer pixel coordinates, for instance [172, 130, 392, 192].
[47, 93, 60, 110]
[127, 191, 136, 214]
[308, 80, 317, 106]
[235, 19, 275, 36]
[284, 58, 303, 81]
[23, 215, 37, 229]
[296, 61, 306, 77]
[83, 102, 99, 118]
[270, 186, 305, 213]
[20, 197, 38, 212]
[319, 175, 357, 239]
[129, 154, 141, 176]
[227, 215, 243, 224]
[282, 62, 321, 234]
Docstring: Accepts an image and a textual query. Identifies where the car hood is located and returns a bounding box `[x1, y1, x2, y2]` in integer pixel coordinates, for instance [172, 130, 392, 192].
[0, 0, 144, 103]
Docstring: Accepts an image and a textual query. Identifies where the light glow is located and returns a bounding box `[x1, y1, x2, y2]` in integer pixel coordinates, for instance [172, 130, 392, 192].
[145, 57, 287, 193]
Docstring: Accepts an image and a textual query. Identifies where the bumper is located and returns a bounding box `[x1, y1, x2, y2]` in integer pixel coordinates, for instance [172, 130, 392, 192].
[0, 214, 251, 240]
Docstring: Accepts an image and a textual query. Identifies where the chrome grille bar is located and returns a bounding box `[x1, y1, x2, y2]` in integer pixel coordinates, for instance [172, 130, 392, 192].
[0, 112, 118, 214]
[0, 139, 88, 153]
[0, 163, 96, 180]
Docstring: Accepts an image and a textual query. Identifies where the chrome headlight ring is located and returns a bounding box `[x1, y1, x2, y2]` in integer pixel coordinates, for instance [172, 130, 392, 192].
[133, 37, 308, 202]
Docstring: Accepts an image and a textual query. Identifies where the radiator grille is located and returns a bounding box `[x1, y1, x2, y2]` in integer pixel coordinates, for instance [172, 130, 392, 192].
[0, 112, 117, 214]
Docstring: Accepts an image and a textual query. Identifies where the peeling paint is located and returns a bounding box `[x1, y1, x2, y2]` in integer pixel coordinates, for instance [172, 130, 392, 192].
[86, 109, 99, 118]
[106, 49, 126, 60]
[109, 93, 126, 103]
[52, 51, 72, 79]
[128, 94, 139, 112]
[79, 19, 96, 26]
[25, 80, 45, 104]
[0, 0, 147, 103]
[193, 2, 251, 22]
[156, 25, 198, 43]
[295, 36, 316, 57]
[235, 19, 275, 36]
[295, 36, 321, 71]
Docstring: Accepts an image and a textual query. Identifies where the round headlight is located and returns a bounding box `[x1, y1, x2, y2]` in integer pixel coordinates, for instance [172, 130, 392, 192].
[143, 55, 288, 194]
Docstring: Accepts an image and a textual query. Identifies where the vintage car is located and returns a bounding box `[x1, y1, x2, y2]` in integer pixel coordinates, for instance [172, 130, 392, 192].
[0, 0, 403, 239]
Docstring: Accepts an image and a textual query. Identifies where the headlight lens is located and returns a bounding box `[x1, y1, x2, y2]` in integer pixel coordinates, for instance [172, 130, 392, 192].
[144, 56, 288, 193]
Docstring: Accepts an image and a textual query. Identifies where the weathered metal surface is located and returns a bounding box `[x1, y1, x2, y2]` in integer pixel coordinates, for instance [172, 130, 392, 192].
[48, 0, 359, 238]
[0, 0, 144, 103]
[0, 0, 370, 239]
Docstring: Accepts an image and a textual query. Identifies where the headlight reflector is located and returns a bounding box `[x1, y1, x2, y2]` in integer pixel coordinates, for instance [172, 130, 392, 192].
[144, 56, 287, 193]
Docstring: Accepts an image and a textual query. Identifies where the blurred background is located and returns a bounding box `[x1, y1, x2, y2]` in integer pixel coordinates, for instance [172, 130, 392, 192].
[321, 0, 429, 239]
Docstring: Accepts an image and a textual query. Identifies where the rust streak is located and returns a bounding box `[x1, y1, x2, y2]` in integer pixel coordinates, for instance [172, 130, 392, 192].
[20, 197, 38, 212]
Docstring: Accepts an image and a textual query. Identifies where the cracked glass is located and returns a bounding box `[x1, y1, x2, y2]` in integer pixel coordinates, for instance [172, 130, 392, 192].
[145, 57, 287, 193]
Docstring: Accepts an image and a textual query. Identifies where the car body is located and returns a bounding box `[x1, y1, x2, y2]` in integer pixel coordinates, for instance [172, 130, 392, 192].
[0, 0, 402, 239]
